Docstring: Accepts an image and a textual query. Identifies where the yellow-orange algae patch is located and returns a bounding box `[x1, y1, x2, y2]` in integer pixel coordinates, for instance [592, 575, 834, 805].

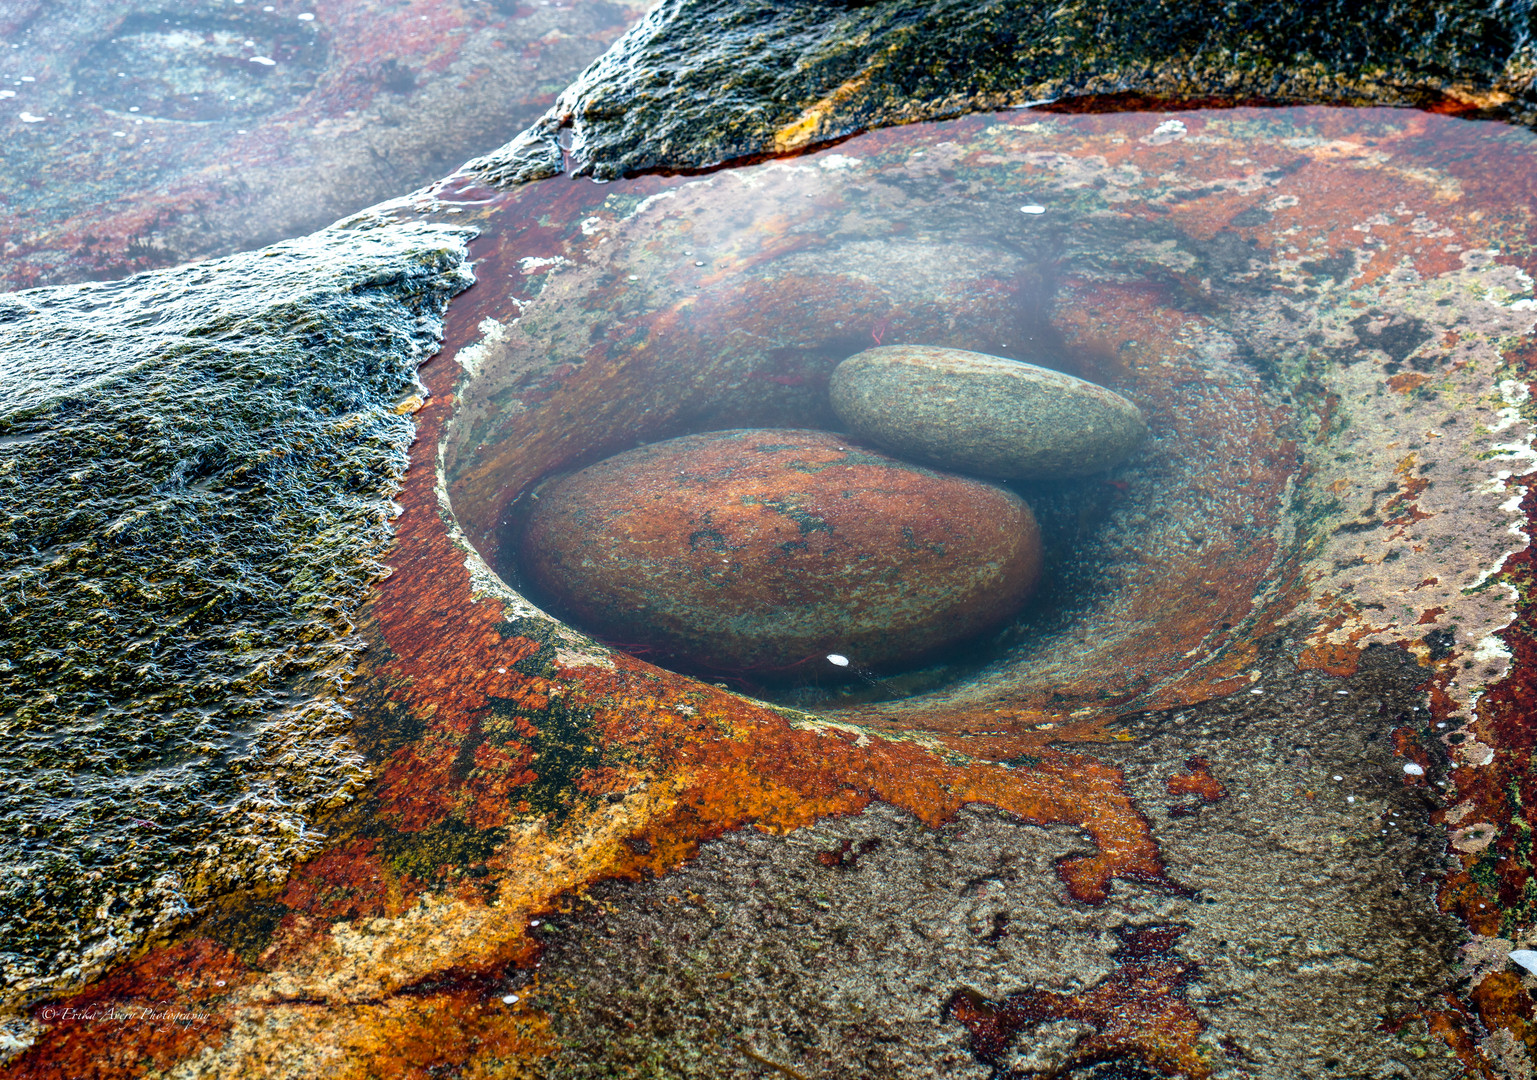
[1166, 756, 1228, 811]
[234, 992, 558, 1080]
[1388, 371, 1434, 393]
[1298, 641, 1363, 677]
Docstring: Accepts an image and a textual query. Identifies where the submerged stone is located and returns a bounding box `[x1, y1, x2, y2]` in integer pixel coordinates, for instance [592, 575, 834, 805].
[829, 345, 1147, 480]
[518, 429, 1041, 677]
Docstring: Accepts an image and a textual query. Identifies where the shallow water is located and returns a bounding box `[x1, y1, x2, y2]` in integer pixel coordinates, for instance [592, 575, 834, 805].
[4, 66, 1537, 1076]
[432, 106, 1536, 745]
[0, 0, 645, 289]
[374, 107, 1536, 1074]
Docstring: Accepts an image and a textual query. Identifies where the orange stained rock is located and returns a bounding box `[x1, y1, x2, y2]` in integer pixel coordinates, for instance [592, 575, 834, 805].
[553, 666, 1177, 904]
[371, 637, 1174, 901]
[1390, 726, 1433, 784]
[1471, 972, 1537, 1059]
[948, 925, 1208, 1079]
[1387, 371, 1434, 393]
[517, 429, 1042, 677]
[1166, 756, 1227, 806]
[19, 975, 560, 1080]
[276, 837, 393, 922]
[1297, 642, 1363, 677]
[13, 939, 246, 1080]
[69, 665, 1171, 1076]
[248, 992, 558, 1080]
[916, 712, 1130, 762]
[1404, 995, 1502, 1080]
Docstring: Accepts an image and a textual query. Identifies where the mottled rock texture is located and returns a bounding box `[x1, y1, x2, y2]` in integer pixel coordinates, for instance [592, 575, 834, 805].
[5, 0, 1537, 1074]
[519, 429, 1040, 677]
[469, 0, 1537, 184]
[0, 221, 472, 1011]
[0, 0, 647, 290]
[830, 345, 1146, 479]
[533, 646, 1456, 1079]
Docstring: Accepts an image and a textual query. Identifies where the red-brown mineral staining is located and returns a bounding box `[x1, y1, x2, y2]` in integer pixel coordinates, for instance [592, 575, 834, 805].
[1167, 756, 1228, 817]
[518, 429, 1041, 677]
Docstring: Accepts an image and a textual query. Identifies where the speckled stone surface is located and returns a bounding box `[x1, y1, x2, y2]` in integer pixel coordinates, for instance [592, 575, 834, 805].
[0, 0, 647, 290]
[830, 345, 1147, 479]
[5, 1, 1537, 1075]
[519, 429, 1041, 677]
[0, 220, 473, 1015]
[469, 0, 1537, 185]
[531, 647, 1456, 1079]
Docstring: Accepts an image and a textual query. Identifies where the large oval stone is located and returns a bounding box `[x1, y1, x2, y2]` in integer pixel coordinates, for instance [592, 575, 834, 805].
[829, 345, 1147, 479]
[518, 429, 1041, 678]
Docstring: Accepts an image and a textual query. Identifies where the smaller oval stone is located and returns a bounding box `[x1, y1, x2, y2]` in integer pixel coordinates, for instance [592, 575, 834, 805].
[829, 345, 1147, 480]
[517, 429, 1041, 679]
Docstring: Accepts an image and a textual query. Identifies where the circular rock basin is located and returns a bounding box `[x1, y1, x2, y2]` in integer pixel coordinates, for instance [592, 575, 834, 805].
[439, 105, 1534, 744]
[518, 429, 1041, 679]
[448, 119, 1295, 716]
[72, 11, 327, 122]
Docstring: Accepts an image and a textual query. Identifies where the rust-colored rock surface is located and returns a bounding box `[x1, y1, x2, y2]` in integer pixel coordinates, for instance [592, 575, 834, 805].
[9, 104, 1537, 1079]
[518, 428, 1041, 678]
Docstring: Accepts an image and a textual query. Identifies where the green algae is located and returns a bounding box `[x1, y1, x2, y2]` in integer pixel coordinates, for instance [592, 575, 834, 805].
[379, 817, 503, 885]
[470, 0, 1536, 185]
[486, 696, 617, 826]
[0, 222, 473, 1007]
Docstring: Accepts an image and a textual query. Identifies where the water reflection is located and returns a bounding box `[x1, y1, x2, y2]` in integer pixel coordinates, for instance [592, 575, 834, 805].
[441, 116, 1312, 732]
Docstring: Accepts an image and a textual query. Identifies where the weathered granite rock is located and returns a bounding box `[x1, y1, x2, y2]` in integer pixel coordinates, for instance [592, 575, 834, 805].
[830, 345, 1146, 479]
[518, 429, 1041, 677]
[0, 0, 648, 290]
[0, 220, 473, 1013]
[469, 0, 1537, 185]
